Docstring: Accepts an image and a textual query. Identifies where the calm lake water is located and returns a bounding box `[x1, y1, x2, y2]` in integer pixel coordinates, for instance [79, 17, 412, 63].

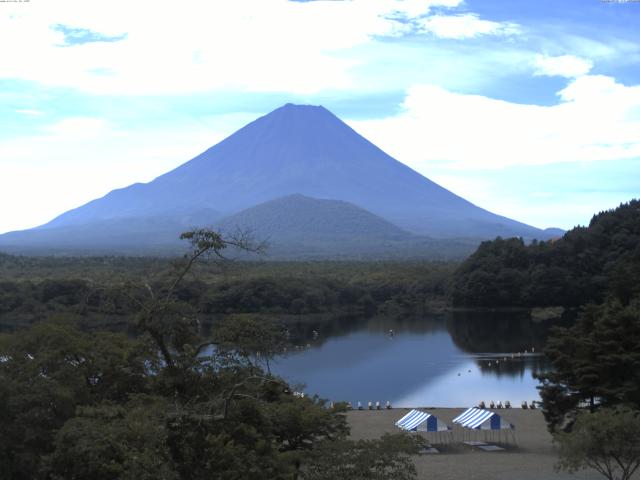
[272, 313, 551, 408]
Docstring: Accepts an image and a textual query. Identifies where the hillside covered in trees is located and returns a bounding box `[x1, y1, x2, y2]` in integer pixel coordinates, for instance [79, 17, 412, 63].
[452, 200, 640, 308]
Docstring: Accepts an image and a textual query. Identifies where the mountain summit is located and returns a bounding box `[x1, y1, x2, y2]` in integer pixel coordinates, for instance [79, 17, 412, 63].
[0, 103, 554, 256]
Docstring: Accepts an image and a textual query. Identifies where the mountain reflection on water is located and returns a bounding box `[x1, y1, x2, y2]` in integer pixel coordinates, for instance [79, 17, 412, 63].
[271, 312, 555, 408]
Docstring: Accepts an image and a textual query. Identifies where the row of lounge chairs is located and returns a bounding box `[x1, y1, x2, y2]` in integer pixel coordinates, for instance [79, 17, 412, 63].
[345, 401, 392, 410]
[342, 400, 538, 410]
[478, 400, 537, 409]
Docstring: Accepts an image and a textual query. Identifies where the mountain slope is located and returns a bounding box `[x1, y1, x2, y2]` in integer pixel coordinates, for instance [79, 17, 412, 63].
[0, 209, 221, 255]
[216, 194, 475, 259]
[37, 103, 550, 239]
[0, 103, 558, 256]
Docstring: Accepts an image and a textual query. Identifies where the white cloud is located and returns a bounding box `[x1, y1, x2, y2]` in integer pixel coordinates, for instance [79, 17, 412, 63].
[534, 54, 593, 78]
[0, 0, 466, 96]
[0, 112, 256, 233]
[16, 109, 44, 117]
[348, 75, 640, 171]
[418, 13, 520, 39]
[387, 0, 462, 18]
[45, 117, 110, 138]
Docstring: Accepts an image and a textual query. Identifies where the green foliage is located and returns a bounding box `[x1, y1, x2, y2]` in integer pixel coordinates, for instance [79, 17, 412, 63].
[213, 314, 288, 373]
[0, 259, 455, 332]
[0, 319, 150, 479]
[0, 230, 420, 480]
[538, 297, 640, 431]
[555, 407, 640, 480]
[302, 433, 422, 480]
[452, 199, 640, 308]
[47, 399, 177, 480]
[0, 310, 352, 479]
[448, 200, 640, 439]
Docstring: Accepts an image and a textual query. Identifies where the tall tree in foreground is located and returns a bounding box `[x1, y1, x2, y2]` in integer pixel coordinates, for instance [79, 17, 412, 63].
[555, 407, 640, 480]
[302, 433, 421, 480]
[537, 297, 640, 432]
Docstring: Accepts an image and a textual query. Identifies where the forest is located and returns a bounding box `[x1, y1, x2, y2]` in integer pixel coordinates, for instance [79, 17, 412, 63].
[0, 230, 428, 479]
[4, 199, 636, 334]
[0, 255, 454, 333]
[452, 200, 640, 309]
[450, 201, 640, 447]
[1, 201, 639, 479]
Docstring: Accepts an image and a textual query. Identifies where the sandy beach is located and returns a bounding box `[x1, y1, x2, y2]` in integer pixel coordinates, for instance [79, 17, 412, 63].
[347, 408, 610, 480]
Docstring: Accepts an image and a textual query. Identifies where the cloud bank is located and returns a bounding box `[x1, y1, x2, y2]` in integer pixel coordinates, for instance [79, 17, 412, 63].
[349, 73, 640, 171]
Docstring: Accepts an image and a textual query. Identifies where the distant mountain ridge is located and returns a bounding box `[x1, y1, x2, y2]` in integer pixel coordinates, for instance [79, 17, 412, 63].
[0, 209, 222, 255]
[0, 103, 559, 257]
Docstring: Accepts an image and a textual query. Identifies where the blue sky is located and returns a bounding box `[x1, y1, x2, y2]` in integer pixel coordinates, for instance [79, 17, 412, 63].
[1, 0, 639, 233]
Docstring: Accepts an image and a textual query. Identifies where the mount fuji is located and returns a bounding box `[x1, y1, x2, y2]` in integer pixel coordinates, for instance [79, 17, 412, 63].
[0, 103, 557, 257]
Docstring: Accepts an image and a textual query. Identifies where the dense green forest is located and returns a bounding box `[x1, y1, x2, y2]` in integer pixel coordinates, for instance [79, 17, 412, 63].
[452, 200, 640, 309]
[0, 254, 454, 332]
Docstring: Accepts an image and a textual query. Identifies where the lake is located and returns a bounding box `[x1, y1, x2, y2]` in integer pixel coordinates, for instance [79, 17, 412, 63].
[272, 312, 551, 408]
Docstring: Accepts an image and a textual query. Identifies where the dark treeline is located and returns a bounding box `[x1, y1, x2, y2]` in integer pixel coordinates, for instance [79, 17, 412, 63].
[0, 257, 455, 332]
[452, 199, 640, 308]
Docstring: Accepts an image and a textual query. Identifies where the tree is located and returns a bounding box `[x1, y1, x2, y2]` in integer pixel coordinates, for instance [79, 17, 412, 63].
[0, 229, 420, 479]
[0, 319, 150, 480]
[537, 297, 640, 432]
[555, 407, 640, 480]
[46, 399, 177, 480]
[123, 228, 266, 373]
[302, 433, 422, 480]
[452, 199, 640, 309]
[213, 314, 288, 374]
